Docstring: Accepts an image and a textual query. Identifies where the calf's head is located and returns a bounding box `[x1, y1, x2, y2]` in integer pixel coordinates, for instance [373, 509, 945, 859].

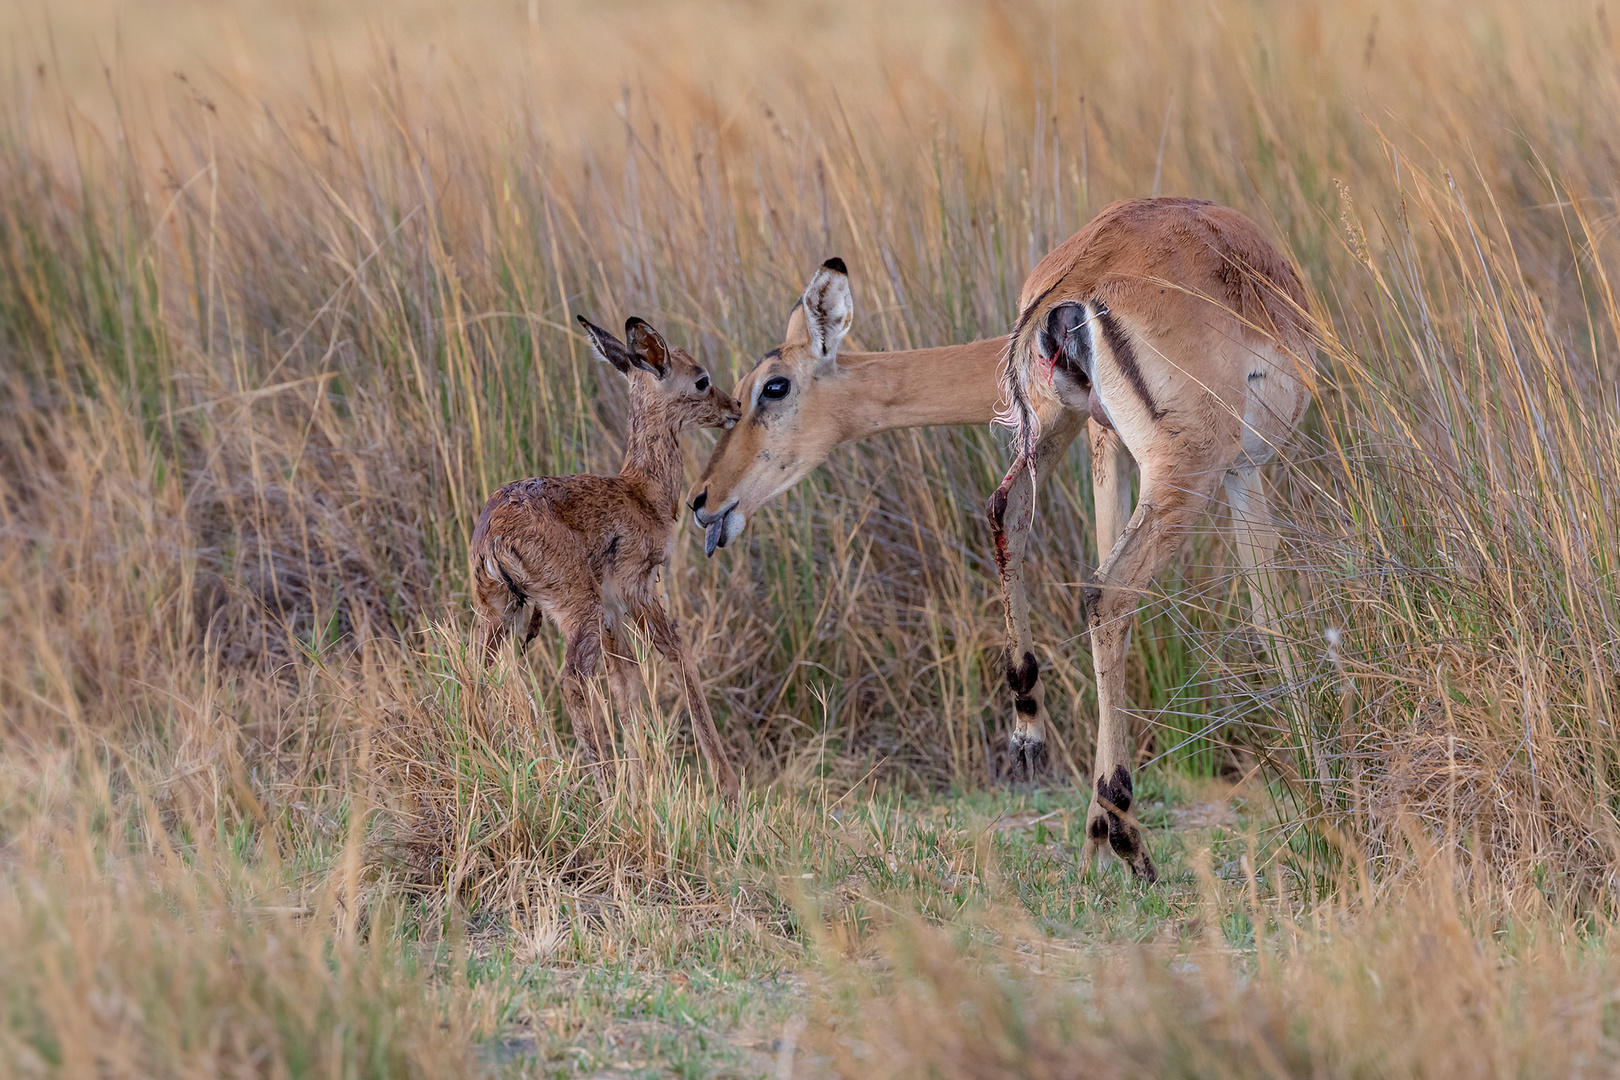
[576, 315, 741, 432]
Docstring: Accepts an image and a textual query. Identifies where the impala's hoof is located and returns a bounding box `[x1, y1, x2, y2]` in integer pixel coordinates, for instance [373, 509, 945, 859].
[1088, 765, 1158, 883]
[1005, 730, 1050, 784]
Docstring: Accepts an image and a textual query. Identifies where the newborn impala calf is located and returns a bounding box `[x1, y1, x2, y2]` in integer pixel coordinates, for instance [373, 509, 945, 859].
[469, 315, 742, 801]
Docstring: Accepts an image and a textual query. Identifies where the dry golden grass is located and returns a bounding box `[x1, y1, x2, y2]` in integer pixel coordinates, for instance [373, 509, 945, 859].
[4, 0, 1620, 1075]
[818, 865, 1620, 1078]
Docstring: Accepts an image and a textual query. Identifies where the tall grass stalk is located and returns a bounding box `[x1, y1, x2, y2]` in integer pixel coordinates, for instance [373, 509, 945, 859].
[4, 0, 1620, 1070]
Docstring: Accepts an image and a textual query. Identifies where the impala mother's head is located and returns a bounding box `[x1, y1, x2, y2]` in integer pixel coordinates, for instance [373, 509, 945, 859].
[688, 257, 857, 556]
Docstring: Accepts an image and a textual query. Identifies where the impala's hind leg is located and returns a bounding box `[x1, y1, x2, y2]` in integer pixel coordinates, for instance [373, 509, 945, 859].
[986, 409, 1083, 783]
[638, 600, 739, 803]
[1224, 467, 1295, 682]
[1089, 420, 1135, 572]
[1083, 462, 1225, 882]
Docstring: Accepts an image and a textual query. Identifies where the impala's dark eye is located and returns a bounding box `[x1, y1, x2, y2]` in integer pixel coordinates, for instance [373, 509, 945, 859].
[761, 376, 791, 401]
[695, 375, 710, 392]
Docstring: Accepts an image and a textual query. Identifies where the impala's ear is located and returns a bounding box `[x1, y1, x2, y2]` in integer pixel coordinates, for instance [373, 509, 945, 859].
[623, 317, 672, 378]
[783, 297, 808, 349]
[578, 314, 637, 375]
[797, 257, 853, 368]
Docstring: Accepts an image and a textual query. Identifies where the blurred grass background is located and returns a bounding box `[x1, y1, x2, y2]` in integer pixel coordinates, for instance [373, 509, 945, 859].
[4, 0, 1620, 1074]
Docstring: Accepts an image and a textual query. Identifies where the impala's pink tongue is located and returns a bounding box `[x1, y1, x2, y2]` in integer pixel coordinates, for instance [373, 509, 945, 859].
[703, 517, 726, 557]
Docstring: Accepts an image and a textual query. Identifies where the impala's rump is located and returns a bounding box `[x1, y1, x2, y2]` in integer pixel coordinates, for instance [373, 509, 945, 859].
[997, 197, 1315, 467]
[469, 478, 588, 637]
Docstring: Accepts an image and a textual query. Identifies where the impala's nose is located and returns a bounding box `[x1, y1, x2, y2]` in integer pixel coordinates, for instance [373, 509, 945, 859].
[691, 498, 742, 557]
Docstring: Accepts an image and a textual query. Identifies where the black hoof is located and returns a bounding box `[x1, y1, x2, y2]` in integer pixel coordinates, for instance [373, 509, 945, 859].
[1005, 731, 1050, 784]
[1092, 765, 1158, 883]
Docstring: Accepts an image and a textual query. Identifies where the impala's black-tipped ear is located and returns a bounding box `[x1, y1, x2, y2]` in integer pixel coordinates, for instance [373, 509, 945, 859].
[799, 258, 853, 367]
[624, 316, 671, 378]
[783, 297, 807, 346]
[578, 314, 637, 376]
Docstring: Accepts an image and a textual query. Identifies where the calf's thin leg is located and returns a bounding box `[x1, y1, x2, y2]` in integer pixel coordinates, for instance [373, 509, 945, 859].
[475, 615, 511, 668]
[638, 601, 740, 802]
[559, 617, 614, 800]
[601, 621, 646, 790]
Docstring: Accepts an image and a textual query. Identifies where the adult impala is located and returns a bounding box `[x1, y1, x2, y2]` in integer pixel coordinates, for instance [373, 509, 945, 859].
[692, 199, 1314, 880]
[993, 198, 1313, 880]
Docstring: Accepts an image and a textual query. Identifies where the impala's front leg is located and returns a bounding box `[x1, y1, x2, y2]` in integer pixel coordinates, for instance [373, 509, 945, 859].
[986, 409, 1083, 783]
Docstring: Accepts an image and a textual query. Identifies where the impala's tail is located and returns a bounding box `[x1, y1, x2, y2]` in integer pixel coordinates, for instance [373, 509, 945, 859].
[994, 284, 1076, 505]
[993, 334, 1041, 469]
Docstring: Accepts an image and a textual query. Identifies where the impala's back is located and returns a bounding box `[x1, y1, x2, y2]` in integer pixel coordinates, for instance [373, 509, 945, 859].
[998, 197, 1315, 473]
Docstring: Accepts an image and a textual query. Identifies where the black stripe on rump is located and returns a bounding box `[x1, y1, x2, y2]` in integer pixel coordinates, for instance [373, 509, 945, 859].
[1095, 307, 1166, 421]
[1013, 281, 1064, 349]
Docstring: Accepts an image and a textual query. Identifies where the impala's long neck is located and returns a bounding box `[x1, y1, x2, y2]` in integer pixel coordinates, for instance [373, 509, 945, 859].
[619, 396, 686, 521]
[834, 335, 1009, 442]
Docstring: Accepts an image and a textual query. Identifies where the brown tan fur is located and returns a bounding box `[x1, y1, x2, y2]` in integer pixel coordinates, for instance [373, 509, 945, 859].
[992, 197, 1315, 880]
[691, 206, 1312, 880]
[470, 315, 742, 802]
[689, 257, 1011, 554]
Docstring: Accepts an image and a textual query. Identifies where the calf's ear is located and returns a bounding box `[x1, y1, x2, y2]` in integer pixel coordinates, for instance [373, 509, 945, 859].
[624, 317, 672, 379]
[578, 314, 637, 376]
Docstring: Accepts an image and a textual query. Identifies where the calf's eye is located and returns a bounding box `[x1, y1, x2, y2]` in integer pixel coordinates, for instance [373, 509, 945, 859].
[695, 376, 710, 392]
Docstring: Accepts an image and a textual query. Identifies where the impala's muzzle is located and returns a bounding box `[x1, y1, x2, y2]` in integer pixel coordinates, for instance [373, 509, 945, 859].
[691, 496, 745, 558]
